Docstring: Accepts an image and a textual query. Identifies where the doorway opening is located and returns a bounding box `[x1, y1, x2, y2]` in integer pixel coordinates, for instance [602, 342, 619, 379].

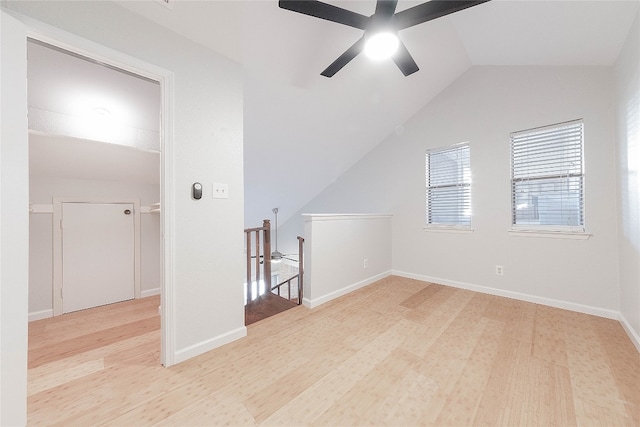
[26, 38, 168, 368]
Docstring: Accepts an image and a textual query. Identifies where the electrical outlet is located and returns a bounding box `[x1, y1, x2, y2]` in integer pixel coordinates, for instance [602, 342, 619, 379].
[212, 183, 229, 199]
[495, 265, 504, 276]
[363, 258, 369, 269]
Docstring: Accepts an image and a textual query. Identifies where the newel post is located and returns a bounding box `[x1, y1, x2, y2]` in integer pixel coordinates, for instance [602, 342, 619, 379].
[263, 219, 272, 294]
[297, 236, 304, 305]
[246, 230, 252, 301]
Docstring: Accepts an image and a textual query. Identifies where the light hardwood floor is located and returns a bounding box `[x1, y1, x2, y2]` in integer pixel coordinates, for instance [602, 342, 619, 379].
[28, 276, 639, 426]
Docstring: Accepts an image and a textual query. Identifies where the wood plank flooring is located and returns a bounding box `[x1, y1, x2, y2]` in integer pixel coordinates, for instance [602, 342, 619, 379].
[27, 276, 639, 426]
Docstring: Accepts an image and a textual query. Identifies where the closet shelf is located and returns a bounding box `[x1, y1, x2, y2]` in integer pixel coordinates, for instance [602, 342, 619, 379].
[29, 203, 53, 214]
[142, 203, 160, 214]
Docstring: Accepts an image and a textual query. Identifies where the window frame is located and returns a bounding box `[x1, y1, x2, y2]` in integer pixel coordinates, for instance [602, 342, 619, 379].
[509, 119, 587, 236]
[424, 142, 472, 232]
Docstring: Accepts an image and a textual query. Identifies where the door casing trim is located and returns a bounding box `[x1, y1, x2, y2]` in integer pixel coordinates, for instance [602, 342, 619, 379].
[15, 10, 176, 366]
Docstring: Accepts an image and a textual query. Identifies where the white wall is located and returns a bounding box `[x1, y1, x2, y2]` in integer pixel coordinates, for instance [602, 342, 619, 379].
[614, 12, 640, 348]
[1, 2, 245, 422]
[29, 174, 161, 317]
[303, 214, 392, 308]
[0, 10, 29, 426]
[286, 66, 620, 318]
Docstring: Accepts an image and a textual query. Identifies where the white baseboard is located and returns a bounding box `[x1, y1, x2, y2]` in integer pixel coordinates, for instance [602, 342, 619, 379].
[173, 326, 247, 365]
[29, 309, 53, 322]
[303, 270, 392, 309]
[29, 291, 159, 322]
[141, 288, 161, 298]
[619, 312, 640, 352]
[392, 270, 620, 320]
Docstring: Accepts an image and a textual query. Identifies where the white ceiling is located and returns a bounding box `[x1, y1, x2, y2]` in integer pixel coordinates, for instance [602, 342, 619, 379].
[28, 40, 160, 134]
[27, 39, 161, 185]
[28, 0, 639, 226]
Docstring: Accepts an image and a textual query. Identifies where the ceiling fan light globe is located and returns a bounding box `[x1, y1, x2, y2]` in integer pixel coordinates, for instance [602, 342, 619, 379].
[364, 32, 399, 61]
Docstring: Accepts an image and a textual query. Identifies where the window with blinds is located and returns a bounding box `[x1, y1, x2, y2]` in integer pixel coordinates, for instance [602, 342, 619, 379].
[426, 143, 471, 228]
[511, 119, 584, 232]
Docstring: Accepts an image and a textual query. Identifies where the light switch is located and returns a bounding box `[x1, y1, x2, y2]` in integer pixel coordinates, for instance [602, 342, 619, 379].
[212, 183, 229, 199]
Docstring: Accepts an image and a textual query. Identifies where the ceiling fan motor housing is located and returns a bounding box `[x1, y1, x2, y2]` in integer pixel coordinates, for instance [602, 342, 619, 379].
[278, 0, 491, 77]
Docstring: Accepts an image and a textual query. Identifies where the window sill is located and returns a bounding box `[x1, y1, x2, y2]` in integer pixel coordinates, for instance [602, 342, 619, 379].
[508, 230, 592, 240]
[423, 226, 474, 234]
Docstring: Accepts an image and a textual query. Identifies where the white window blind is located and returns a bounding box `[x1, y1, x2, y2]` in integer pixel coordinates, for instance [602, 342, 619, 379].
[426, 143, 471, 227]
[511, 119, 584, 231]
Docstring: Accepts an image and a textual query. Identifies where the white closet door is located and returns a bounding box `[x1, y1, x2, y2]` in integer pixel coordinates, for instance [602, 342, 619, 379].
[62, 202, 135, 313]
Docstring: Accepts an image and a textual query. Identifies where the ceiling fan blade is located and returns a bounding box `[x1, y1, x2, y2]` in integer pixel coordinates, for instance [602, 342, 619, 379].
[392, 40, 419, 76]
[374, 0, 398, 18]
[321, 36, 365, 77]
[279, 0, 369, 30]
[394, 0, 490, 30]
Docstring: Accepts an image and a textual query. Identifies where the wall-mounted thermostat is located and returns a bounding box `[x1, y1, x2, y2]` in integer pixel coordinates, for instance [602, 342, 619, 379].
[192, 182, 203, 200]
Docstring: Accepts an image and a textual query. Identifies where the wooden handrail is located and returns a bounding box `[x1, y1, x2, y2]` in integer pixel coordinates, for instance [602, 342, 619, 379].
[271, 274, 299, 301]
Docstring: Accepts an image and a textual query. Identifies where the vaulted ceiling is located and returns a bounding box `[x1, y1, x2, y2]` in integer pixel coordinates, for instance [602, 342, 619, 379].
[28, 0, 639, 227]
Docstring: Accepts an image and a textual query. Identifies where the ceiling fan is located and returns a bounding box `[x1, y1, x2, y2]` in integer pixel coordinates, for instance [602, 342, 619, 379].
[252, 208, 298, 264]
[279, 0, 490, 77]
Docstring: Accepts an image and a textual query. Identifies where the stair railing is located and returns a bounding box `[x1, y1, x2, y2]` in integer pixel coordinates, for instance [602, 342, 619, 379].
[244, 219, 271, 302]
[269, 235, 304, 305]
[244, 221, 304, 305]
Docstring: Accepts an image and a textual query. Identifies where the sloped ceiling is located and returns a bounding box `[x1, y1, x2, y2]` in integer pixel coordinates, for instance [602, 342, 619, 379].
[30, 133, 160, 185]
[29, 0, 639, 227]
